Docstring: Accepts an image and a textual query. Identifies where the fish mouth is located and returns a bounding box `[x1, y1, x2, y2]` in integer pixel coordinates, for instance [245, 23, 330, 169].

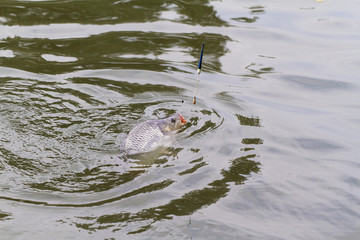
[179, 114, 187, 124]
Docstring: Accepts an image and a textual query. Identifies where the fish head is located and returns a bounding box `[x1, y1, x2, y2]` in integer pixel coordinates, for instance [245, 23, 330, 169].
[166, 113, 186, 131]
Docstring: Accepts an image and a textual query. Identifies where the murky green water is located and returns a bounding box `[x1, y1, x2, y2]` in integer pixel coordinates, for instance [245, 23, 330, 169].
[1, 0, 359, 239]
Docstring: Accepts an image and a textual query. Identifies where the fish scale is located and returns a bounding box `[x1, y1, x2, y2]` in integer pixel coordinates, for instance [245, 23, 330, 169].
[125, 122, 163, 151]
[123, 113, 186, 154]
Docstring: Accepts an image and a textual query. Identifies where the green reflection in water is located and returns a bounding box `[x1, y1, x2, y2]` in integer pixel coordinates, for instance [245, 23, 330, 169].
[178, 161, 207, 176]
[73, 153, 260, 234]
[1, 32, 230, 74]
[69, 77, 183, 97]
[30, 167, 146, 193]
[1, 0, 232, 74]
[0, 0, 227, 26]
[248, 6, 265, 15]
[231, 5, 265, 24]
[232, 16, 259, 23]
[244, 63, 275, 79]
[0, 210, 12, 221]
[241, 138, 264, 145]
[236, 114, 261, 127]
[1, 147, 46, 177]
[172, 0, 228, 26]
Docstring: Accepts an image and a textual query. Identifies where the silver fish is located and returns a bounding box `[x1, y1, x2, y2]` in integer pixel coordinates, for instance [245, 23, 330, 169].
[123, 113, 186, 154]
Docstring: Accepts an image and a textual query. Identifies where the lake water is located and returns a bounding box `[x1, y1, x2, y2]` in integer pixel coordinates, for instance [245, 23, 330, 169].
[1, 0, 359, 239]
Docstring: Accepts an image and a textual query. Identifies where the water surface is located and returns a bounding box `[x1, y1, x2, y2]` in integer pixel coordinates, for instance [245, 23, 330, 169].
[1, 0, 360, 239]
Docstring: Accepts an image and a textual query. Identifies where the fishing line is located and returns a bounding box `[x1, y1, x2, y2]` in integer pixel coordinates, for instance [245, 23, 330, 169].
[171, 0, 213, 104]
[193, 41, 204, 104]
[192, 13, 214, 104]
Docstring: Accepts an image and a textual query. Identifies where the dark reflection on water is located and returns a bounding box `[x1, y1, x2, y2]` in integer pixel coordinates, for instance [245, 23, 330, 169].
[73, 153, 260, 234]
[232, 16, 259, 23]
[29, 165, 146, 193]
[70, 77, 183, 97]
[0, 210, 11, 221]
[28, 147, 184, 194]
[0, 0, 227, 26]
[0, 0, 231, 76]
[242, 138, 263, 145]
[248, 5, 265, 15]
[172, 0, 228, 26]
[1, 32, 230, 74]
[236, 114, 261, 127]
[231, 5, 265, 23]
[245, 63, 276, 79]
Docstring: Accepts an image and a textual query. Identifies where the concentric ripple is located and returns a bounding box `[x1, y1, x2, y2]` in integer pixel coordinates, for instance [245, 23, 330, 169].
[2, 0, 359, 239]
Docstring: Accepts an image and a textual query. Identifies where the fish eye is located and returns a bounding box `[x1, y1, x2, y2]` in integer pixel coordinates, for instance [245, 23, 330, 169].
[170, 118, 176, 123]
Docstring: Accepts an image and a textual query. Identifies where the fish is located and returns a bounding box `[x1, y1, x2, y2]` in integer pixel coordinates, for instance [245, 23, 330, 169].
[122, 113, 186, 154]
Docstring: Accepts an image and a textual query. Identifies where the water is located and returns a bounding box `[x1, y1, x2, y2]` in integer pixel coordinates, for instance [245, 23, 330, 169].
[1, 0, 359, 239]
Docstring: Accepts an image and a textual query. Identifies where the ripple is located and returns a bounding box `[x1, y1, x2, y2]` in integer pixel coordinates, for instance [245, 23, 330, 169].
[67, 154, 261, 233]
[0, 67, 261, 238]
[296, 138, 343, 152]
[280, 75, 355, 91]
[0, 0, 359, 238]
[0, 70, 239, 198]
